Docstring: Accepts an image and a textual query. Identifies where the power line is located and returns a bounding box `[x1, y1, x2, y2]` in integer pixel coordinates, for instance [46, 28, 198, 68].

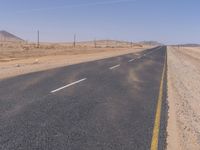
[16, 0, 136, 13]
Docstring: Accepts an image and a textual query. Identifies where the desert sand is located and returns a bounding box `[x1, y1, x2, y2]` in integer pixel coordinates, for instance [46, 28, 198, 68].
[167, 46, 200, 150]
[0, 41, 150, 80]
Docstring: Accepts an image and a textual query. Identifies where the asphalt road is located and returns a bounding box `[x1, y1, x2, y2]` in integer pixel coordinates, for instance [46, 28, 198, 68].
[0, 46, 167, 150]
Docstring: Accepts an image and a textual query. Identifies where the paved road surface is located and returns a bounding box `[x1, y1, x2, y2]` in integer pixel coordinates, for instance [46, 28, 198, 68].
[0, 46, 167, 150]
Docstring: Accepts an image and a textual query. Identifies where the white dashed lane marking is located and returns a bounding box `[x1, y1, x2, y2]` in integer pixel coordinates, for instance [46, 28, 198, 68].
[50, 78, 87, 93]
[128, 59, 135, 62]
[128, 46, 162, 63]
[109, 64, 120, 70]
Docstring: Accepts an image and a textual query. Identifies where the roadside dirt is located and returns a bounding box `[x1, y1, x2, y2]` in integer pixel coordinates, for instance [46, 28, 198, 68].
[167, 46, 200, 150]
[0, 46, 149, 80]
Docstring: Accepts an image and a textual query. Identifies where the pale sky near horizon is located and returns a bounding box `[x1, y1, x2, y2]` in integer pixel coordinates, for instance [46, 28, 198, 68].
[0, 0, 199, 44]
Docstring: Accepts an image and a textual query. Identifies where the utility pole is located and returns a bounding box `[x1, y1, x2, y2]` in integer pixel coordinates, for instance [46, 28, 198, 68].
[106, 40, 109, 48]
[37, 30, 40, 48]
[73, 34, 76, 48]
[94, 38, 97, 48]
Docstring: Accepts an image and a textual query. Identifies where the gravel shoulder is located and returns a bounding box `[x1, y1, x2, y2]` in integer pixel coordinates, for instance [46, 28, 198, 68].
[167, 46, 200, 150]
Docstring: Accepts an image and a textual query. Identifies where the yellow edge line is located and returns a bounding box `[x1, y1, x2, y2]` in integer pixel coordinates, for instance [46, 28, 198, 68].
[150, 51, 166, 150]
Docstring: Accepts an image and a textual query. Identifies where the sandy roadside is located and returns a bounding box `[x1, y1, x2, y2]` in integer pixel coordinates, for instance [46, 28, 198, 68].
[167, 46, 200, 150]
[0, 47, 150, 80]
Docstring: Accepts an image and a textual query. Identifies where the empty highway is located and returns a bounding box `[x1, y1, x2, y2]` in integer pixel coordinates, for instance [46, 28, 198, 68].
[0, 46, 167, 150]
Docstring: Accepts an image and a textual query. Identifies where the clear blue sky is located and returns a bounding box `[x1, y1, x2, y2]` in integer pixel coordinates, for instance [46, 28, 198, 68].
[1, 0, 199, 44]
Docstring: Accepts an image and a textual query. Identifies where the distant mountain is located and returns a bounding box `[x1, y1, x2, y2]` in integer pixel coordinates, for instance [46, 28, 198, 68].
[0, 30, 24, 42]
[74, 40, 143, 48]
[139, 41, 163, 46]
[180, 44, 200, 47]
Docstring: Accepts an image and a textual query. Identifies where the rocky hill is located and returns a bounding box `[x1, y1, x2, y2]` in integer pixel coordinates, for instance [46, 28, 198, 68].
[0, 30, 24, 42]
